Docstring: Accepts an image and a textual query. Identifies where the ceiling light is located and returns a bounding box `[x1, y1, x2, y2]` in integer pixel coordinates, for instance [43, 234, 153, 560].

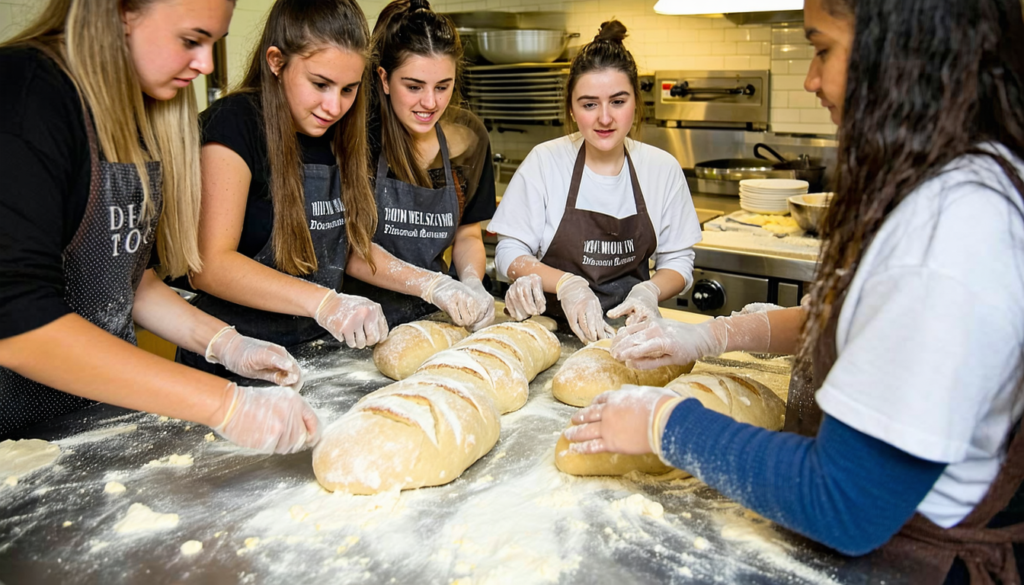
[653, 0, 804, 14]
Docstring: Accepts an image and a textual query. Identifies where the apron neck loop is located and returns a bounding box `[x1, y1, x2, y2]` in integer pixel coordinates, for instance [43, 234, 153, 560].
[567, 140, 644, 212]
[375, 123, 454, 186]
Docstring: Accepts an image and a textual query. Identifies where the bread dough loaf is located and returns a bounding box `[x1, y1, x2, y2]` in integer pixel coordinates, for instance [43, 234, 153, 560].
[314, 320, 560, 494]
[555, 372, 785, 477]
[492, 300, 558, 331]
[552, 339, 694, 407]
[373, 321, 469, 380]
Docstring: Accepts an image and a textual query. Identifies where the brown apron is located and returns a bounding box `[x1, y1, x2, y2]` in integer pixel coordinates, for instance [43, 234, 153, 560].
[787, 291, 1024, 584]
[539, 142, 658, 320]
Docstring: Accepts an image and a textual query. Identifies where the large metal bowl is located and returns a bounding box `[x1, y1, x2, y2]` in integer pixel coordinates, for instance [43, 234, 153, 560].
[787, 193, 833, 234]
[477, 30, 573, 64]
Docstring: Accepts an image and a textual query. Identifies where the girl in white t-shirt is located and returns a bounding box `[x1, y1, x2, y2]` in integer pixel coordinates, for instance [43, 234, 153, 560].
[564, 0, 1024, 580]
[487, 20, 701, 344]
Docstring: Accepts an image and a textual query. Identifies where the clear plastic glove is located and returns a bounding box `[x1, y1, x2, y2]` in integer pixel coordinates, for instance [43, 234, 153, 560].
[557, 274, 614, 343]
[213, 383, 321, 454]
[422, 274, 486, 328]
[606, 281, 662, 326]
[562, 385, 679, 455]
[206, 326, 303, 390]
[504, 273, 546, 321]
[315, 290, 389, 349]
[462, 277, 496, 332]
[610, 318, 726, 369]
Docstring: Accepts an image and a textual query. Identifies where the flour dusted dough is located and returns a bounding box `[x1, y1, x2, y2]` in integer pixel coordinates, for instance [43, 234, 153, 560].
[314, 321, 560, 494]
[373, 321, 469, 380]
[114, 503, 179, 533]
[0, 439, 61, 480]
[552, 339, 694, 407]
[556, 372, 786, 477]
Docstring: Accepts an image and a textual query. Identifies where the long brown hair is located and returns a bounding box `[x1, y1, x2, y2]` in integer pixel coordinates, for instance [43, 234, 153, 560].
[3, 0, 216, 279]
[370, 0, 463, 189]
[564, 19, 644, 139]
[235, 0, 376, 276]
[800, 0, 1024, 373]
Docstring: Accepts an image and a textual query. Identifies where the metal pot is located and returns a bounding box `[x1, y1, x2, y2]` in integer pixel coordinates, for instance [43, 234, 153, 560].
[477, 30, 579, 65]
[754, 143, 826, 189]
[457, 27, 484, 64]
[694, 144, 826, 190]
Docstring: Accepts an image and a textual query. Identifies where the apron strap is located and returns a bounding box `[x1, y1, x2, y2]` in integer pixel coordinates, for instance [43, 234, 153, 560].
[624, 147, 648, 215]
[375, 123, 456, 189]
[566, 141, 588, 210]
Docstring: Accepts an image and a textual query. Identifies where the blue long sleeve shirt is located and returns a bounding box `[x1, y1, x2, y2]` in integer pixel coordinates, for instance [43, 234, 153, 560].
[660, 398, 947, 555]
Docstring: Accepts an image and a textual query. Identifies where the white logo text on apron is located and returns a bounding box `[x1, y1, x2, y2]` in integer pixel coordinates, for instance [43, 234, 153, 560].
[383, 207, 454, 239]
[310, 197, 345, 231]
[582, 238, 637, 267]
[109, 204, 150, 257]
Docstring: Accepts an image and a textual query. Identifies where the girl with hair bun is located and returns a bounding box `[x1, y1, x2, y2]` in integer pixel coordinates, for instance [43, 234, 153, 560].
[0, 0, 318, 454]
[340, 0, 498, 331]
[180, 0, 390, 362]
[488, 20, 701, 344]
[571, 0, 1024, 579]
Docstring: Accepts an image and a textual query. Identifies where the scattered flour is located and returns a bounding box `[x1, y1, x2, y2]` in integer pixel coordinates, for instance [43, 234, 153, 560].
[180, 540, 203, 555]
[0, 439, 61, 479]
[144, 454, 193, 468]
[204, 433, 216, 443]
[104, 482, 126, 495]
[113, 503, 179, 533]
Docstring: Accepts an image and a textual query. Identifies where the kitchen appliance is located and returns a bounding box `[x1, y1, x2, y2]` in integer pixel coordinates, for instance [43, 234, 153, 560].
[476, 30, 579, 65]
[464, 62, 569, 124]
[788, 193, 833, 233]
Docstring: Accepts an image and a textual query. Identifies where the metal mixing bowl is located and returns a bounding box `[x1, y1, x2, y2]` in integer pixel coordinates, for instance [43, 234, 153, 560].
[787, 193, 833, 234]
[477, 30, 574, 64]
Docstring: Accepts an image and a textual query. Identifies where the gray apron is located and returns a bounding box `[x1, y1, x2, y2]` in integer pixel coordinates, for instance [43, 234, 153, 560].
[179, 164, 348, 377]
[0, 110, 161, 436]
[539, 142, 659, 321]
[342, 124, 460, 325]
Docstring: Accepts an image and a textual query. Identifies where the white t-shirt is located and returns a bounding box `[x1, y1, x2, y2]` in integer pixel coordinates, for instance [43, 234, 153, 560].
[816, 145, 1024, 528]
[488, 134, 702, 288]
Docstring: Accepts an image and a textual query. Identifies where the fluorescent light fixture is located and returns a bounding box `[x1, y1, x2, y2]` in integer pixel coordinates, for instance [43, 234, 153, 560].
[654, 0, 803, 14]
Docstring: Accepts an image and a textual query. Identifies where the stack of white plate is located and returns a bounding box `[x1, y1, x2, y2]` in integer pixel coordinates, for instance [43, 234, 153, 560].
[739, 179, 809, 214]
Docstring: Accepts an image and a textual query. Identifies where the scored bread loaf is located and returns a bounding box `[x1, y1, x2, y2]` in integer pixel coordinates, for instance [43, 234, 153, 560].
[314, 320, 561, 494]
[552, 338, 694, 407]
[555, 372, 786, 477]
[373, 321, 469, 380]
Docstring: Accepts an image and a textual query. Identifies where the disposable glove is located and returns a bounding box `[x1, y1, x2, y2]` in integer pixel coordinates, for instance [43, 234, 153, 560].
[611, 308, 773, 369]
[315, 290, 389, 349]
[556, 274, 614, 343]
[562, 385, 680, 456]
[606, 281, 662, 326]
[213, 383, 321, 454]
[206, 326, 303, 390]
[461, 276, 496, 331]
[422, 273, 487, 328]
[504, 273, 546, 321]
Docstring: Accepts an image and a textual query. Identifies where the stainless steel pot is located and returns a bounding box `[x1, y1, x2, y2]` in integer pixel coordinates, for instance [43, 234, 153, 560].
[694, 144, 826, 190]
[477, 30, 579, 65]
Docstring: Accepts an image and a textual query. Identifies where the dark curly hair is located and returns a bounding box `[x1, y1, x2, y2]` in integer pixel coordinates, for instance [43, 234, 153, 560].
[800, 0, 1024, 381]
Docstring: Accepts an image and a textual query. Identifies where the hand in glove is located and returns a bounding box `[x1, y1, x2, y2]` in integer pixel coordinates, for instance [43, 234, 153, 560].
[556, 274, 614, 343]
[206, 326, 303, 390]
[315, 290, 389, 349]
[422, 274, 487, 328]
[611, 308, 773, 369]
[213, 383, 321, 454]
[606, 281, 662, 326]
[461, 276, 496, 331]
[504, 273, 546, 321]
[562, 385, 680, 456]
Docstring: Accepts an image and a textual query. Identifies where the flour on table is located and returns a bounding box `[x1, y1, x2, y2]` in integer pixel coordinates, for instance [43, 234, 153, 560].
[180, 540, 203, 555]
[104, 482, 126, 495]
[144, 453, 193, 468]
[204, 433, 216, 443]
[113, 503, 179, 533]
[0, 439, 61, 480]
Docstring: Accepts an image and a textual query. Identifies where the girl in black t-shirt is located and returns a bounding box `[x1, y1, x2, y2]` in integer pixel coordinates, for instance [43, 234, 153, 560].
[340, 0, 499, 329]
[0, 0, 318, 453]
[182, 0, 389, 364]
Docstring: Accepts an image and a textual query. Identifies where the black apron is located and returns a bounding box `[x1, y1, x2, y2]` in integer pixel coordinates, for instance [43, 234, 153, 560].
[539, 142, 658, 321]
[789, 292, 1024, 583]
[178, 163, 348, 375]
[342, 124, 460, 326]
[0, 111, 161, 437]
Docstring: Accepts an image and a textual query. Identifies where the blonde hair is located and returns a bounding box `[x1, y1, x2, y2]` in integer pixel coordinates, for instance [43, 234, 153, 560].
[4, 0, 207, 279]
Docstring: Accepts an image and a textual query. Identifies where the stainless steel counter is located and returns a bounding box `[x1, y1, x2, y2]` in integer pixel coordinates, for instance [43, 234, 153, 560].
[0, 332, 918, 584]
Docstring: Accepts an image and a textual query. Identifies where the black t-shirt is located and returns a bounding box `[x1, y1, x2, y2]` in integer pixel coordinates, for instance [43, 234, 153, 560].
[199, 92, 336, 258]
[368, 108, 497, 225]
[0, 46, 92, 340]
